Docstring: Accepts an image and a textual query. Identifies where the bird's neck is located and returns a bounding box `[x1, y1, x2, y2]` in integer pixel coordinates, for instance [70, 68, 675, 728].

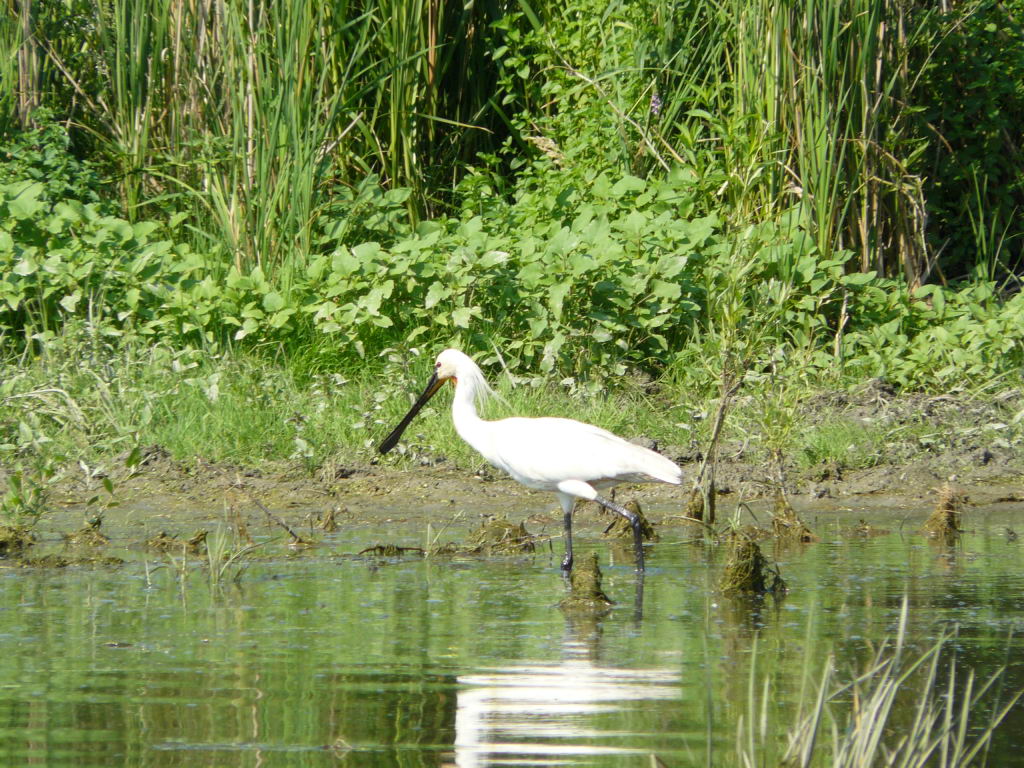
[450, 380, 489, 451]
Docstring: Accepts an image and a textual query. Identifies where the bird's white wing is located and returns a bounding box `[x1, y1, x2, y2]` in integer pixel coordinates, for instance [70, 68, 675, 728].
[478, 416, 681, 490]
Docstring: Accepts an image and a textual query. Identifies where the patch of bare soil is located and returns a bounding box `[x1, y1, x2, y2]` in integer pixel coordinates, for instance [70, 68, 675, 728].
[660, 386, 1023, 508]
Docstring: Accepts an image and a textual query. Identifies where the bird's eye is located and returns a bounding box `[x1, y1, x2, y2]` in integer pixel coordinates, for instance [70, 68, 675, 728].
[435, 362, 441, 369]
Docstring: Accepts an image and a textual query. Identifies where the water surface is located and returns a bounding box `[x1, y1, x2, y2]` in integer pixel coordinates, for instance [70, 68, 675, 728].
[1, 502, 1022, 766]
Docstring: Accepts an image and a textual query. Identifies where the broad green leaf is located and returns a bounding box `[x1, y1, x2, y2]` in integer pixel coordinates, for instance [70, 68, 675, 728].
[13, 257, 38, 276]
[459, 217, 483, 238]
[306, 255, 328, 281]
[548, 282, 570, 320]
[591, 174, 612, 197]
[658, 255, 689, 279]
[350, 242, 382, 262]
[610, 175, 646, 197]
[617, 210, 649, 238]
[517, 262, 545, 288]
[132, 221, 158, 240]
[363, 281, 394, 316]
[796, 255, 817, 283]
[528, 316, 547, 339]
[569, 252, 596, 274]
[384, 188, 412, 204]
[263, 292, 285, 313]
[841, 271, 877, 286]
[6, 182, 45, 218]
[269, 308, 296, 328]
[59, 291, 81, 313]
[650, 280, 681, 301]
[478, 250, 509, 268]
[425, 281, 448, 309]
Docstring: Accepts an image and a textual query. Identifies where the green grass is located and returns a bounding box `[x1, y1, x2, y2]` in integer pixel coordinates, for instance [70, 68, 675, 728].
[2, 333, 1021, 486]
[0, 333, 696, 471]
[730, 599, 1021, 767]
[795, 421, 882, 473]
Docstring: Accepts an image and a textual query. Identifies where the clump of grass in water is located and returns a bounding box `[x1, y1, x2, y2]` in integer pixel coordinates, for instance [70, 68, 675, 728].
[720, 534, 786, 596]
[602, 499, 658, 541]
[361, 517, 536, 560]
[683, 482, 716, 528]
[0, 463, 59, 557]
[63, 515, 110, 548]
[465, 517, 536, 556]
[0, 524, 36, 558]
[205, 525, 261, 588]
[145, 529, 208, 555]
[770, 491, 816, 543]
[923, 482, 966, 543]
[559, 552, 613, 613]
[359, 543, 424, 557]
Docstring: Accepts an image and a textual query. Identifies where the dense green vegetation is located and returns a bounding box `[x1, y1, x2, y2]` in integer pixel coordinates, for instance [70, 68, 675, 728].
[1, 0, 1023, 478]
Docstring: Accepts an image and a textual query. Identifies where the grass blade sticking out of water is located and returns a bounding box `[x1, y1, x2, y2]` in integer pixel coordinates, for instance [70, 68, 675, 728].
[206, 522, 263, 589]
[737, 597, 1022, 768]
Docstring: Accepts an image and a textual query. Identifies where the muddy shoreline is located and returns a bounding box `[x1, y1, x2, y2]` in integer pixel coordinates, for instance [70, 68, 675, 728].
[24, 442, 1020, 552]
[4, 386, 1022, 552]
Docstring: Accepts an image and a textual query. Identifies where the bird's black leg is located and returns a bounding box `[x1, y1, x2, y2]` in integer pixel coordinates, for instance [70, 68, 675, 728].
[561, 506, 574, 572]
[633, 570, 645, 624]
[595, 495, 645, 572]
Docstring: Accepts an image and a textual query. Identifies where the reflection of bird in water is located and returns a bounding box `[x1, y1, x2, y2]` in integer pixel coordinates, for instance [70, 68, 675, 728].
[451, 656, 680, 767]
[379, 349, 682, 572]
[450, 582, 668, 768]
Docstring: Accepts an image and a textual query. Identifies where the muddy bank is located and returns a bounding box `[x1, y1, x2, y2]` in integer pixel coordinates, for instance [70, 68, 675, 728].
[17, 433, 1018, 552]
[1, 388, 1021, 552]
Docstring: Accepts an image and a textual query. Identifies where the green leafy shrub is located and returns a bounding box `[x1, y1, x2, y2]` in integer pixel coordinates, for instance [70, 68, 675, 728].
[0, 111, 105, 206]
[844, 281, 1024, 389]
[0, 181, 201, 341]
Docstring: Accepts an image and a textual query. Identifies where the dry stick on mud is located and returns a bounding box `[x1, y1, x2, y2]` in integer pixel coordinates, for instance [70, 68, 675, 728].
[684, 363, 744, 528]
[230, 482, 313, 547]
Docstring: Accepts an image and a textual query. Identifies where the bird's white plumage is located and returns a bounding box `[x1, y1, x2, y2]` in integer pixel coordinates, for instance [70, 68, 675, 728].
[465, 416, 680, 491]
[436, 349, 682, 494]
[381, 348, 682, 571]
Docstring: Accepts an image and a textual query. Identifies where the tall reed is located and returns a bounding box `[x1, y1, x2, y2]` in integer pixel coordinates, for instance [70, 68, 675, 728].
[641, 0, 935, 282]
[3, 0, 1009, 288]
[10, 0, 512, 275]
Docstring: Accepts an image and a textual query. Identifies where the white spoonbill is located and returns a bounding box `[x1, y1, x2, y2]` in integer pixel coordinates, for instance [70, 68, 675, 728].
[378, 349, 682, 572]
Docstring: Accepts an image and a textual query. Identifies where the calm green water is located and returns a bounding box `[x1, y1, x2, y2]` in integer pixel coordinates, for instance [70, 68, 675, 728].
[1, 504, 1023, 767]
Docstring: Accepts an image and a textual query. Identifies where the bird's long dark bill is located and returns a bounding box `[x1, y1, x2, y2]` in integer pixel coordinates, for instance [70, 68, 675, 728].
[378, 373, 445, 454]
